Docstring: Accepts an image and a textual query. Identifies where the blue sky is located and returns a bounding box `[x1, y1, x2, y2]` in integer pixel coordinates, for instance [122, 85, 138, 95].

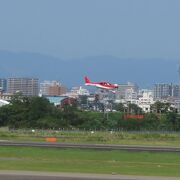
[0, 0, 180, 59]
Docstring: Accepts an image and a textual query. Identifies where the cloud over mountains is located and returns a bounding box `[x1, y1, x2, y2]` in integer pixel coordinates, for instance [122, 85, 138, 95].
[0, 50, 179, 88]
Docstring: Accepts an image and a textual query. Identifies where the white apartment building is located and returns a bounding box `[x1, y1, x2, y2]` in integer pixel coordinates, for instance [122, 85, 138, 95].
[138, 90, 154, 112]
[125, 88, 138, 100]
[115, 88, 154, 113]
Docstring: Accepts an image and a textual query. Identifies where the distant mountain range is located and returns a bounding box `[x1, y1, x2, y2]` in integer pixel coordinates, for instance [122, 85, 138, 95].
[0, 50, 180, 88]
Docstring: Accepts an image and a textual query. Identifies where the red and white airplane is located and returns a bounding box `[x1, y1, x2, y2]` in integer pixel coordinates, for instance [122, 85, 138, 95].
[84, 76, 118, 90]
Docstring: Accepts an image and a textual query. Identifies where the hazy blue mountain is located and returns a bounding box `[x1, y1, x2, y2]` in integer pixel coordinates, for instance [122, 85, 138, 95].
[0, 50, 179, 88]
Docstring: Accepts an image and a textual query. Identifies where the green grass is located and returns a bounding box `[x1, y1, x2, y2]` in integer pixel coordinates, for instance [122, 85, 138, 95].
[0, 146, 179, 177]
[1, 130, 180, 146]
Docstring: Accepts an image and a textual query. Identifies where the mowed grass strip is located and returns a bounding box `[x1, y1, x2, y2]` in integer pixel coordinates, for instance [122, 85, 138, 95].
[1, 130, 180, 146]
[0, 147, 179, 177]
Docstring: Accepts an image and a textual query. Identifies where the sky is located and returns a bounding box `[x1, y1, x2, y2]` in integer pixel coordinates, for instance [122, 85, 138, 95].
[0, 0, 180, 59]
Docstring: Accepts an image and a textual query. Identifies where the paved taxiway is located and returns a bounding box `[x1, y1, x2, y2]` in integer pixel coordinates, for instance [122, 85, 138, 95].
[1, 141, 180, 152]
[0, 171, 179, 180]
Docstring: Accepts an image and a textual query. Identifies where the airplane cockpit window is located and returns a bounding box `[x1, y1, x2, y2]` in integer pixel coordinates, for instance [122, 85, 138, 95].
[100, 82, 111, 86]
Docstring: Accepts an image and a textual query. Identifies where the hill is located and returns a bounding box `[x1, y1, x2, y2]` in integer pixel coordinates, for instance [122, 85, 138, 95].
[0, 50, 179, 88]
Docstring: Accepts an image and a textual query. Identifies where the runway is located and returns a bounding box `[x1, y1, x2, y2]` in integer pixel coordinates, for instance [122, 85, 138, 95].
[0, 141, 180, 152]
[0, 171, 179, 180]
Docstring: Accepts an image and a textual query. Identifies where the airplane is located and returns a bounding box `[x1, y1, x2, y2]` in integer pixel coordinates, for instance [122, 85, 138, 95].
[84, 76, 119, 90]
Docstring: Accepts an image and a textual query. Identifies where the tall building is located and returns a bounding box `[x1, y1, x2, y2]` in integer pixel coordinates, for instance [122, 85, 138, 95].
[153, 83, 180, 103]
[0, 78, 7, 92]
[7, 77, 39, 96]
[40, 80, 66, 96]
[153, 83, 174, 100]
[172, 84, 180, 99]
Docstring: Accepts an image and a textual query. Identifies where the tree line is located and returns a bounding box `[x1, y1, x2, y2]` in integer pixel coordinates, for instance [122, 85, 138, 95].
[0, 95, 180, 131]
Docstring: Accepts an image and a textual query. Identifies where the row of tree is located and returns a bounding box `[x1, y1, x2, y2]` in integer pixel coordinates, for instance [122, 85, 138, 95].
[0, 95, 180, 131]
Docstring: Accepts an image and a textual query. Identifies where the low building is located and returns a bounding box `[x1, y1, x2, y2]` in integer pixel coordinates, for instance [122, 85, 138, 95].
[64, 86, 90, 98]
[40, 80, 66, 96]
[0, 99, 10, 107]
[45, 96, 75, 107]
[48, 81, 66, 96]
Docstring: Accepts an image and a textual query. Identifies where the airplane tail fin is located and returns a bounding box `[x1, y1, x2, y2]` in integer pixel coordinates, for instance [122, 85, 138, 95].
[84, 76, 91, 83]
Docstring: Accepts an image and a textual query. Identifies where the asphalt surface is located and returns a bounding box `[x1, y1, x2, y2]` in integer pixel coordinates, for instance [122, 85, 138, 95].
[0, 141, 180, 152]
[0, 171, 179, 180]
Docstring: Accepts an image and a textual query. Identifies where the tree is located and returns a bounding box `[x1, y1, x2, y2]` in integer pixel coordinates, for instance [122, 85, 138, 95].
[143, 113, 159, 130]
[128, 103, 143, 114]
[113, 103, 125, 112]
[165, 112, 180, 130]
[77, 111, 104, 130]
[150, 101, 171, 114]
[0, 105, 10, 126]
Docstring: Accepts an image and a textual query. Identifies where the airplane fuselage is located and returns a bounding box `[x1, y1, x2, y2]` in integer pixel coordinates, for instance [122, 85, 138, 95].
[84, 76, 118, 90]
[85, 82, 118, 90]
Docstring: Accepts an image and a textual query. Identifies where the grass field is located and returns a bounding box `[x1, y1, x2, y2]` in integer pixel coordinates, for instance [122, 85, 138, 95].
[0, 129, 180, 177]
[0, 146, 179, 177]
[0, 129, 180, 146]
